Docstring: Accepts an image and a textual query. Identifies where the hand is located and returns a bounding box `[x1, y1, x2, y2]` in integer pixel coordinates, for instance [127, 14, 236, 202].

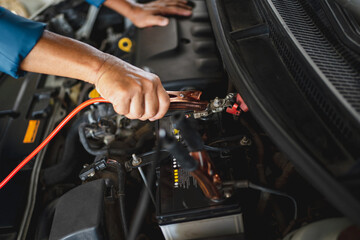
[94, 54, 170, 120]
[105, 0, 192, 28]
[130, 0, 192, 28]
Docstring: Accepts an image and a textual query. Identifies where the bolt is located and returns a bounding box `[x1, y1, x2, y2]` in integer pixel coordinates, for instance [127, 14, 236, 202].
[132, 154, 142, 166]
[240, 136, 252, 146]
[224, 189, 232, 198]
[87, 171, 95, 178]
[226, 93, 235, 100]
[213, 97, 221, 108]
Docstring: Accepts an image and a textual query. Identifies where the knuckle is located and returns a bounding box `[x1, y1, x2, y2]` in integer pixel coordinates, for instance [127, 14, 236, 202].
[148, 83, 156, 92]
[113, 99, 129, 116]
[126, 114, 137, 120]
[132, 83, 143, 93]
[133, 110, 144, 119]
[142, 110, 156, 120]
[125, 114, 134, 119]
[140, 114, 150, 120]
[114, 106, 128, 115]
[138, 116, 147, 121]
[150, 73, 161, 82]
[148, 109, 158, 118]
[144, 80, 156, 91]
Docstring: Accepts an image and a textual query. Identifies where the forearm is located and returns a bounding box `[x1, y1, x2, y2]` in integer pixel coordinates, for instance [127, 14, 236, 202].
[20, 30, 106, 84]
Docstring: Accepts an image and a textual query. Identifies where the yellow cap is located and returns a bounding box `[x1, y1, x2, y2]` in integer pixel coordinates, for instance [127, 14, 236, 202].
[88, 89, 101, 99]
[118, 37, 132, 52]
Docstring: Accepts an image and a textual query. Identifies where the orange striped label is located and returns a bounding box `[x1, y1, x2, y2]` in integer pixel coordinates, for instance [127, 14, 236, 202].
[23, 120, 40, 143]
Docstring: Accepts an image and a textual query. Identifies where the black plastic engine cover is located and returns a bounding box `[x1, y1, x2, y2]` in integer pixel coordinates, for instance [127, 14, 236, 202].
[134, 0, 225, 95]
[49, 179, 106, 240]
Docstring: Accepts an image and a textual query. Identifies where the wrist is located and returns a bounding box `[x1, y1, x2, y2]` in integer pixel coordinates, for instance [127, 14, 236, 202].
[91, 53, 112, 86]
[104, 0, 139, 20]
[126, 1, 142, 21]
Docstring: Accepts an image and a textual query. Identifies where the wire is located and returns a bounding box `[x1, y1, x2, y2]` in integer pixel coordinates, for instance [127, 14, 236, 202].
[208, 135, 245, 146]
[248, 182, 298, 220]
[127, 129, 162, 240]
[137, 166, 156, 206]
[204, 145, 232, 152]
[0, 97, 110, 189]
[227, 180, 298, 220]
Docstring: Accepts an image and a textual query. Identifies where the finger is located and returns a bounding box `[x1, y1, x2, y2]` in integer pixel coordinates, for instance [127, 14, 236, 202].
[164, 0, 189, 4]
[125, 92, 144, 119]
[149, 86, 170, 121]
[166, 2, 192, 10]
[159, 6, 192, 16]
[146, 15, 169, 27]
[140, 91, 159, 120]
[96, 84, 130, 116]
[112, 96, 130, 116]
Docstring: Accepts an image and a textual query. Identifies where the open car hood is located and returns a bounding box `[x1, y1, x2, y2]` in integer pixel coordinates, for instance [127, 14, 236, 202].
[206, 0, 360, 224]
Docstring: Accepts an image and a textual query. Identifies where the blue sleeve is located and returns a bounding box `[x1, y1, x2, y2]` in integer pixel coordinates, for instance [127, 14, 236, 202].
[85, 0, 106, 8]
[0, 7, 46, 78]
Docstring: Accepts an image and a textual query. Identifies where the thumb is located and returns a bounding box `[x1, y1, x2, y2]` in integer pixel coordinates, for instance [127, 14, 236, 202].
[147, 15, 169, 27]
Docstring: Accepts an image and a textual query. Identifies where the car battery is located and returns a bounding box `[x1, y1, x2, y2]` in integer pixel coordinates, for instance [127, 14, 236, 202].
[156, 156, 244, 240]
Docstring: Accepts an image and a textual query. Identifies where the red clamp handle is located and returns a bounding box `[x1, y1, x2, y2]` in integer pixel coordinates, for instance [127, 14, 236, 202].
[226, 93, 249, 116]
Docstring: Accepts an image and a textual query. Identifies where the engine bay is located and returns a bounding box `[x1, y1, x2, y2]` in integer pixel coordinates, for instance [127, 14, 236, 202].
[0, 0, 359, 239]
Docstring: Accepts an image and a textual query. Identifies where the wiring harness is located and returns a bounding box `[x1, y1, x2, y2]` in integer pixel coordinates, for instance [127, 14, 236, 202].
[0, 97, 110, 189]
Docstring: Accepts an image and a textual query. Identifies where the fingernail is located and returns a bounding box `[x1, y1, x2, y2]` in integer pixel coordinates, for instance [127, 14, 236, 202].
[161, 19, 169, 26]
[149, 118, 156, 121]
[183, 10, 192, 16]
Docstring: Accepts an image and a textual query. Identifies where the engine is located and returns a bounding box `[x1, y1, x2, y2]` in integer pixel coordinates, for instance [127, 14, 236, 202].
[1, 1, 358, 240]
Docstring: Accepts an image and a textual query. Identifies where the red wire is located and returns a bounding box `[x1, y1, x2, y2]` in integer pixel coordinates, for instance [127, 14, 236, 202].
[0, 97, 110, 189]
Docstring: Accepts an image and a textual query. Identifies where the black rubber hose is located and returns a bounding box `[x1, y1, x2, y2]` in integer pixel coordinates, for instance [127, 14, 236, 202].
[43, 117, 88, 185]
[115, 162, 128, 238]
[171, 112, 204, 152]
[160, 129, 198, 171]
[78, 122, 108, 156]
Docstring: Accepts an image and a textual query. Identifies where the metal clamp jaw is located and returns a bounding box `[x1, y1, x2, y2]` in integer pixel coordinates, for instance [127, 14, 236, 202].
[168, 90, 209, 111]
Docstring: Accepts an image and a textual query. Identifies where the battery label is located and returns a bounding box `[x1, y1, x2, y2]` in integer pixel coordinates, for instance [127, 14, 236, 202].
[172, 157, 198, 189]
[23, 120, 40, 143]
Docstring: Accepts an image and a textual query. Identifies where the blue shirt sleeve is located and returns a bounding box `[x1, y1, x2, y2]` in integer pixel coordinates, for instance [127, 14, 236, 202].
[0, 7, 46, 78]
[85, 0, 106, 8]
